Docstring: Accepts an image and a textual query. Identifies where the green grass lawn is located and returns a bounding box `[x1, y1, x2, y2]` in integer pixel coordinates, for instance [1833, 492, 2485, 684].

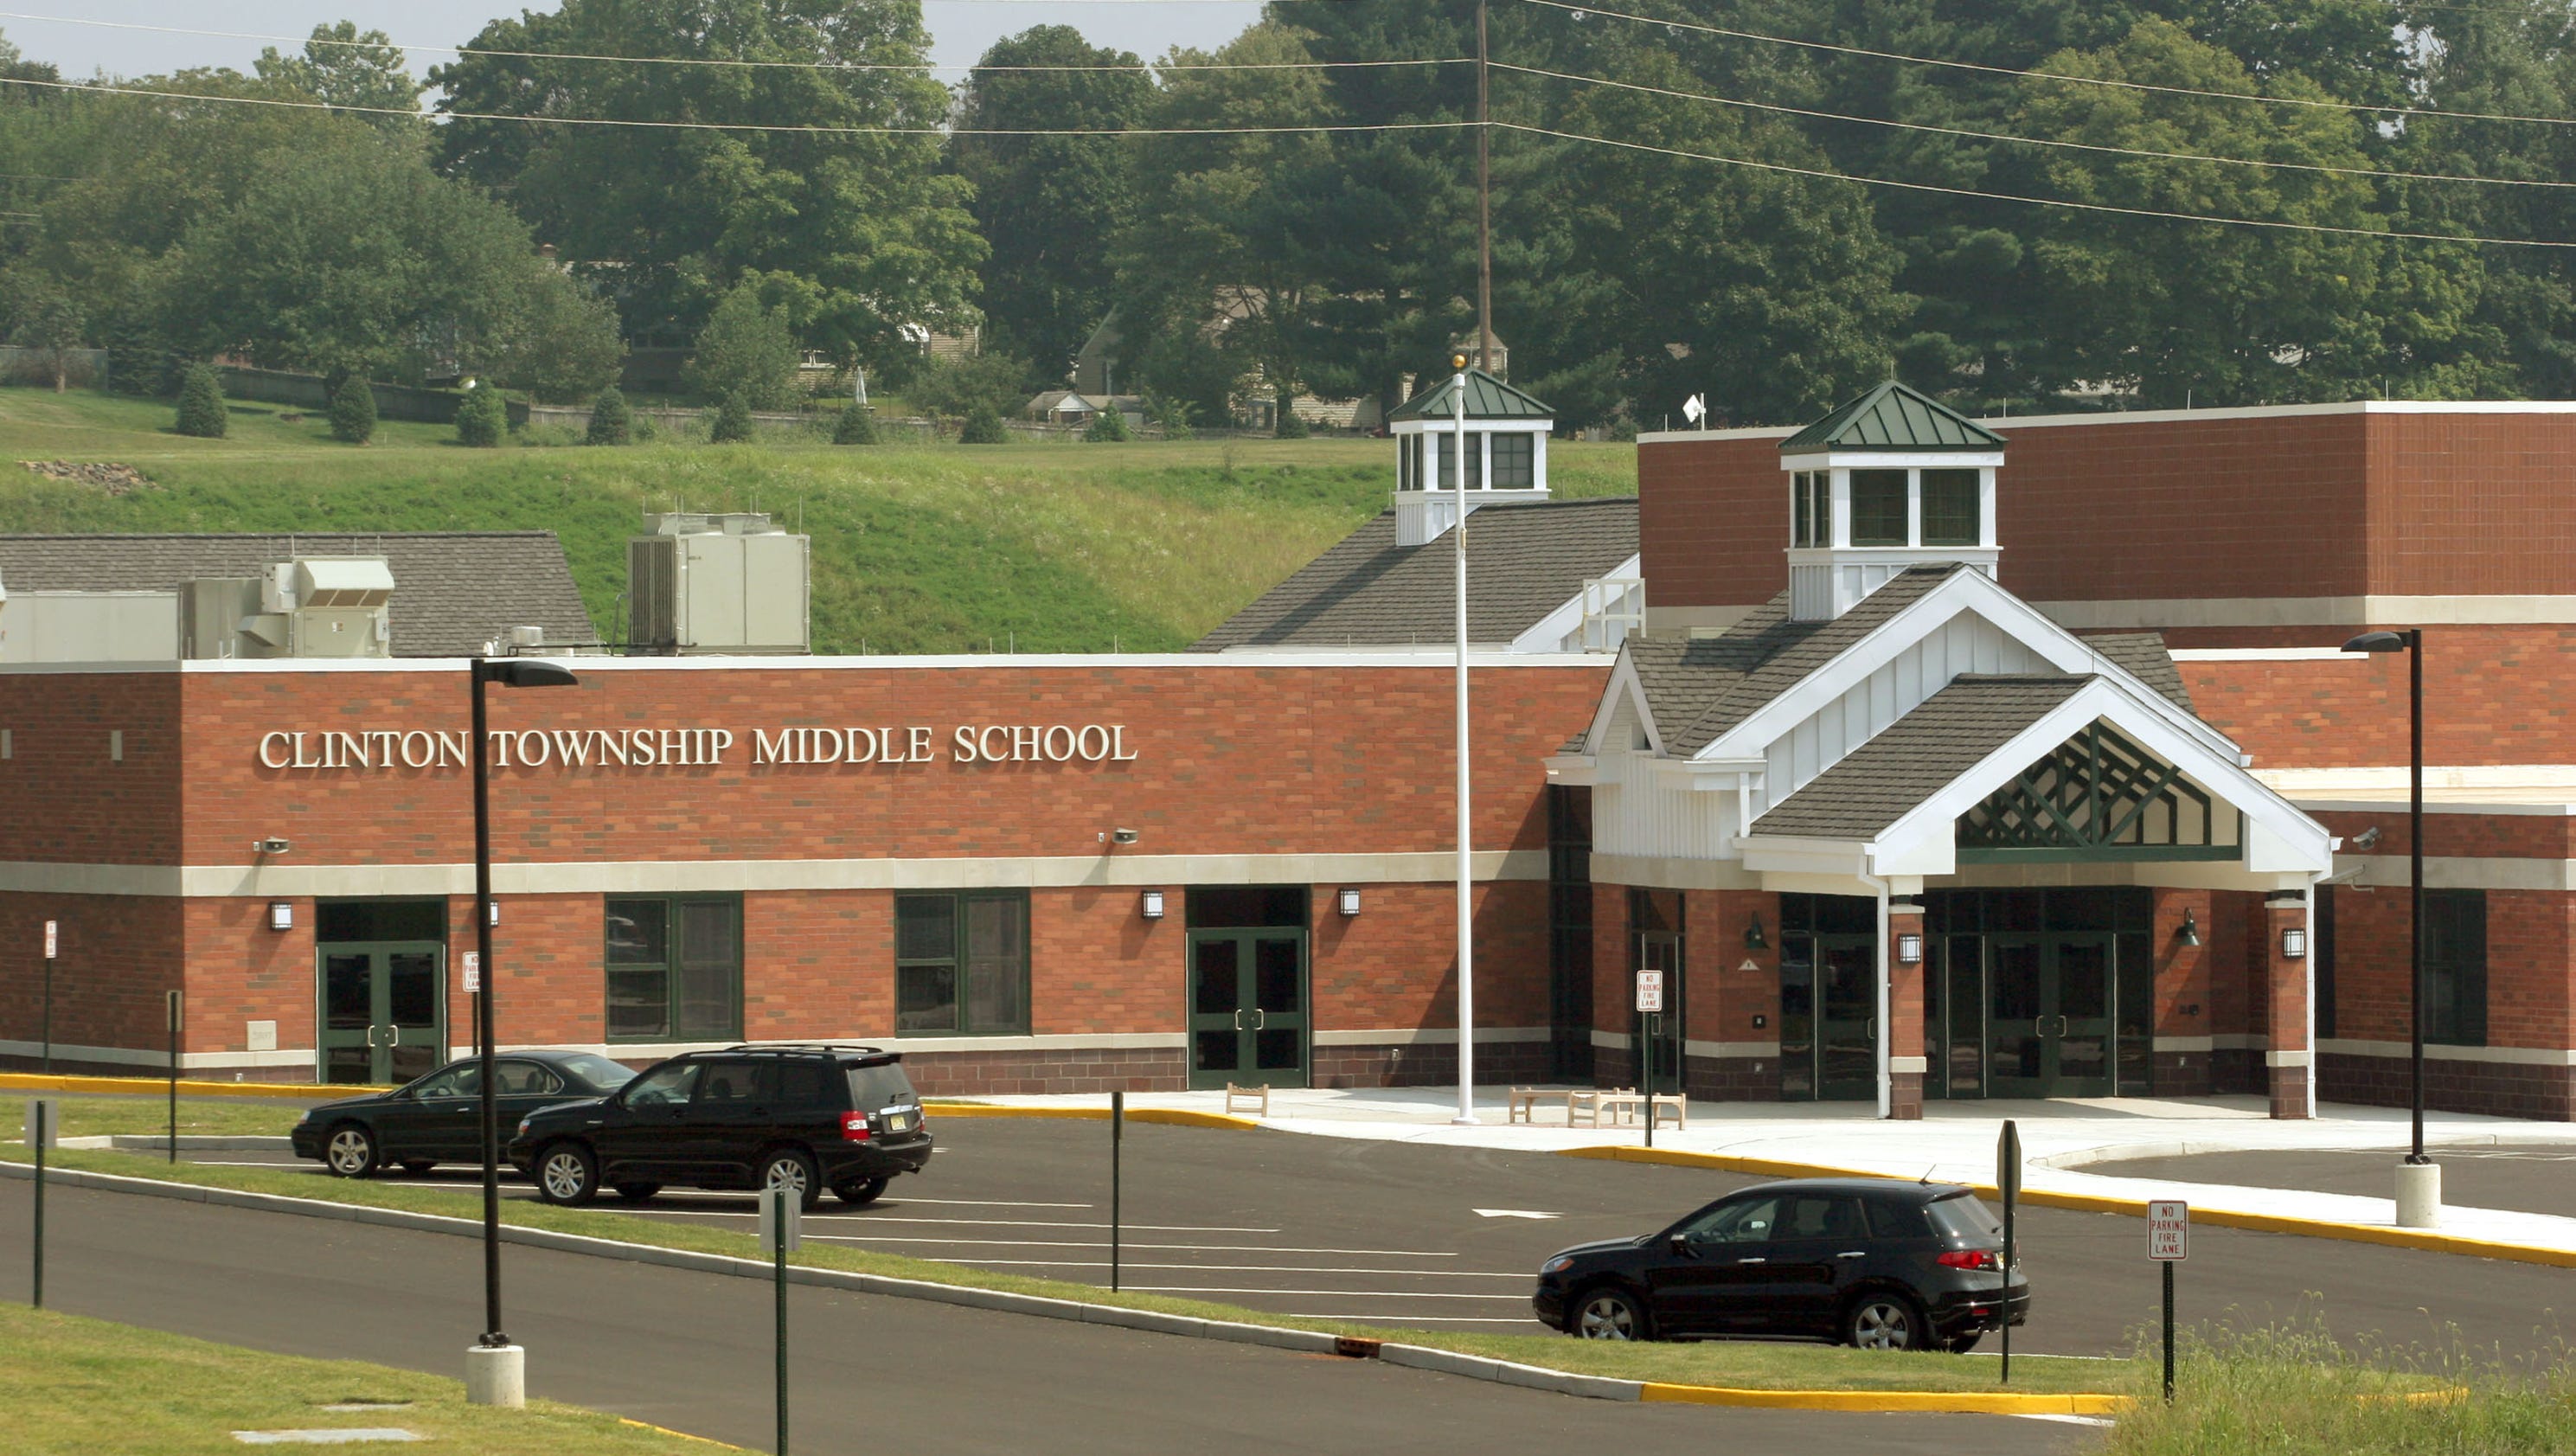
[0, 1302, 740, 1455]
[45, 1096, 311, 1139]
[2, 1140, 2124, 1395]
[0, 386, 1637, 654]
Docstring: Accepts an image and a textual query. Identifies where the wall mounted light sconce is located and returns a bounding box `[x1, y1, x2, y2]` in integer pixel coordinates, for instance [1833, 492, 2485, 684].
[1337, 888, 1362, 917]
[1895, 932, 1923, 965]
[486, 899, 500, 928]
[2177, 909, 2202, 948]
[2281, 927, 2308, 959]
[267, 901, 293, 933]
[1743, 913, 1769, 951]
[1139, 888, 1165, 920]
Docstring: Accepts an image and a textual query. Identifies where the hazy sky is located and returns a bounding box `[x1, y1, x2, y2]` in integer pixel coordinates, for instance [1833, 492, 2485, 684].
[11, 1, 1266, 84]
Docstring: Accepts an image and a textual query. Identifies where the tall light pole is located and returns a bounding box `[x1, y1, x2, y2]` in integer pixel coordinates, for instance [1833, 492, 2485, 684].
[2340, 628, 2438, 1227]
[467, 654, 579, 1405]
[1450, 354, 1477, 1126]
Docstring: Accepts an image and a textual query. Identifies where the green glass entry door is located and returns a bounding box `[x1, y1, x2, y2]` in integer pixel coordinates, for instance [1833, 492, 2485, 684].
[1631, 932, 1685, 1094]
[318, 942, 445, 1085]
[1187, 931, 1307, 1089]
[1781, 933, 1880, 1101]
[1986, 933, 2115, 1099]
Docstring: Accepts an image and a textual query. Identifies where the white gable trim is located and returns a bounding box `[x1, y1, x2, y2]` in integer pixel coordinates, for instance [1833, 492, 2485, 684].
[1741, 678, 2331, 880]
[1509, 553, 1643, 655]
[1580, 647, 1664, 757]
[1692, 568, 2242, 768]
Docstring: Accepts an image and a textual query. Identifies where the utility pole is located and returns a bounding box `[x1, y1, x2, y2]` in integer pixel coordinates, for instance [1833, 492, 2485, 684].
[1477, 0, 1494, 373]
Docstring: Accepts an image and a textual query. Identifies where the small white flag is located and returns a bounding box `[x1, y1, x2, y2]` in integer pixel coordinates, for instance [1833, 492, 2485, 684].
[1682, 393, 1707, 425]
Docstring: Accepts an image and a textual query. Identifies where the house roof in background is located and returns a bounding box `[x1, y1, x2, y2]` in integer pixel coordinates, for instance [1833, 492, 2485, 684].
[1191, 497, 1637, 651]
[1779, 380, 2007, 452]
[0, 532, 599, 657]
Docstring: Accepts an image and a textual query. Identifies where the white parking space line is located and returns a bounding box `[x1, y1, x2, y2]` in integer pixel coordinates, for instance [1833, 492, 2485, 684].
[797, 1215, 1281, 1233]
[1120, 1287, 1530, 1300]
[881, 1260, 1527, 1279]
[1312, 1315, 1541, 1325]
[797, 1235, 1461, 1257]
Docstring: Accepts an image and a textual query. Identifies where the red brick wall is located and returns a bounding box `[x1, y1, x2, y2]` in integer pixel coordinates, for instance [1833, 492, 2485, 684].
[0, 671, 182, 863]
[1681, 888, 1778, 1046]
[2325, 886, 2572, 1051]
[2183, 630, 2576, 769]
[1635, 434, 1791, 610]
[2368, 414, 2576, 597]
[0, 892, 184, 1058]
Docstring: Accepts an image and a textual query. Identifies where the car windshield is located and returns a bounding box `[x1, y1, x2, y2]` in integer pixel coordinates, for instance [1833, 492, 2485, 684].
[553, 1054, 637, 1092]
[847, 1062, 918, 1111]
[1927, 1191, 2002, 1241]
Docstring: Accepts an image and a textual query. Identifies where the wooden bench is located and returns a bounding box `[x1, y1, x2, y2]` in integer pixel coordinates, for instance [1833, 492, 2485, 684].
[1592, 1091, 1688, 1130]
[1224, 1083, 1270, 1117]
[1567, 1087, 1636, 1127]
[1508, 1087, 1575, 1124]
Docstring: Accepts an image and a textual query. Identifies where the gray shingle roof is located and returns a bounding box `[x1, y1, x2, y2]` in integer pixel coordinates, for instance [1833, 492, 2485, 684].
[1621, 565, 1961, 756]
[1779, 380, 2005, 452]
[0, 532, 599, 657]
[1751, 676, 2091, 840]
[2086, 632, 2193, 713]
[1191, 497, 1637, 651]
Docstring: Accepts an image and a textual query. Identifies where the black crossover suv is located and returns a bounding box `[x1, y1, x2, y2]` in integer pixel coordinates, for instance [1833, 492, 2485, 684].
[1532, 1177, 2029, 1350]
[292, 1050, 638, 1177]
[508, 1043, 932, 1210]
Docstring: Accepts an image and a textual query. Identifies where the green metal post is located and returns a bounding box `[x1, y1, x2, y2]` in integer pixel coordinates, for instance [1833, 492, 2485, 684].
[2162, 1259, 2176, 1402]
[1642, 1012, 1654, 1150]
[31, 1100, 46, 1309]
[1110, 1090, 1124, 1292]
[774, 1183, 789, 1456]
[168, 991, 181, 1165]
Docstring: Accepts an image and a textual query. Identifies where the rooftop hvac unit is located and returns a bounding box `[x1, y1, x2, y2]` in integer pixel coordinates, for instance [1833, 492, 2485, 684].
[202, 556, 395, 659]
[628, 513, 811, 655]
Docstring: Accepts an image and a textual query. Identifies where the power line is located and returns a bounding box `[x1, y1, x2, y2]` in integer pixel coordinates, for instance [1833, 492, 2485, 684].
[0, 74, 1469, 138]
[0, 10, 1460, 74]
[1499, 59, 2576, 189]
[1497, 118, 2576, 247]
[1521, 0, 2576, 128]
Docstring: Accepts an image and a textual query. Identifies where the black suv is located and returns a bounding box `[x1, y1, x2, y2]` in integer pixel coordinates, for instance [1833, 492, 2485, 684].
[1532, 1177, 2029, 1350]
[507, 1044, 932, 1210]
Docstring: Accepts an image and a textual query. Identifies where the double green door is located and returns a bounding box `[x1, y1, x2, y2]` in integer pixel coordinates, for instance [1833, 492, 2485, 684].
[1986, 933, 2114, 1098]
[1780, 933, 1879, 1100]
[319, 941, 446, 1085]
[1187, 930, 1307, 1089]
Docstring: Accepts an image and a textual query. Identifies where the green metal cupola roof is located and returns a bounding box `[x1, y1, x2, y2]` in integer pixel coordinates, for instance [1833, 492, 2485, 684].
[1779, 380, 2004, 452]
[1387, 367, 1554, 423]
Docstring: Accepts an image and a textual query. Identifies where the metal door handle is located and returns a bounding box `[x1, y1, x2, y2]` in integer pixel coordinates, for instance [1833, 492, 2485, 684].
[1249, 1008, 1267, 1031]
[1735, 1257, 1767, 1264]
[1867, 1017, 1876, 1040]
[1232, 1008, 1248, 1031]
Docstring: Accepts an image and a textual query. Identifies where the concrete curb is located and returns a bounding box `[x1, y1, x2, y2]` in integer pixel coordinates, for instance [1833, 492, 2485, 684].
[1560, 1145, 2576, 1269]
[0, 1158, 2123, 1416]
[0, 1073, 367, 1100]
[56, 1135, 293, 1151]
[922, 1101, 1260, 1132]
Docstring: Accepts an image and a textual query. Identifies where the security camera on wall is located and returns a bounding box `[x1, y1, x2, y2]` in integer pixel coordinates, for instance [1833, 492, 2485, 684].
[253, 837, 292, 856]
[1108, 828, 1140, 846]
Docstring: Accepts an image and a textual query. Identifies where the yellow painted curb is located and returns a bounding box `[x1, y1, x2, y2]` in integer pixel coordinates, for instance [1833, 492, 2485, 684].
[1560, 1144, 2576, 1269]
[618, 1417, 753, 1449]
[1639, 1382, 2128, 1416]
[921, 1102, 1260, 1132]
[0, 1072, 375, 1100]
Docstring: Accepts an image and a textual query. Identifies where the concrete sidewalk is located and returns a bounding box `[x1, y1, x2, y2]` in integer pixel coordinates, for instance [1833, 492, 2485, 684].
[947, 1087, 2576, 1258]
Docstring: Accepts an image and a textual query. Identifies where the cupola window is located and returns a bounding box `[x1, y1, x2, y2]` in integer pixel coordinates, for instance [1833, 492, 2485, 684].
[1921, 468, 1982, 547]
[1849, 469, 1909, 547]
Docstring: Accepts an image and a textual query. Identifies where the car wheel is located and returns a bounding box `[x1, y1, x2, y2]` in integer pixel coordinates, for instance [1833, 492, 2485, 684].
[535, 1142, 601, 1206]
[324, 1125, 377, 1178]
[758, 1149, 823, 1212]
[397, 1159, 436, 1176]
[833, 1177, 890, 1207]
[1945, 1332, 1983, 1355]
[612, 1182, 662, 1202]
[1570, 1286, 1650, 1341]
[1843, 1292, 1929, 1351]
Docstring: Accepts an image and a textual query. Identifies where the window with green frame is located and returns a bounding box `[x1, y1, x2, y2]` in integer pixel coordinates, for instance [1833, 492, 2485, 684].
[2424, 889, 2487, 1046]
[1849, 469, 1909, 545]
[1920, 469, 1981, 547]
[605, 895, 741, 1041]
[895, 891, 1029, 1035]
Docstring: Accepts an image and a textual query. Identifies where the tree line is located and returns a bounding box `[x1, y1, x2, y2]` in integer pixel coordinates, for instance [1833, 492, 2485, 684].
[0, 0, 2570, 431]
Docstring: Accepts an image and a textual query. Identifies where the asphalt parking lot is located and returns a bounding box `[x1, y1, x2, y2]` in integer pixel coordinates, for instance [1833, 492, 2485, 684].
[2086, 1145, 2576, 1218]
[151, 1113, 2569, 1357]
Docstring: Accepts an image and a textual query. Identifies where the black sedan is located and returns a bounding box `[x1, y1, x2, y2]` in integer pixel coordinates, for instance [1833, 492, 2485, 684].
[1532, 1177, 2029, 1350]
[291, 1051, 637, 1177]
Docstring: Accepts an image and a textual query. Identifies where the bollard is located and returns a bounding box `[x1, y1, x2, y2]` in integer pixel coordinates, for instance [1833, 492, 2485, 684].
[1110, 1090, 1125, 1293]
[26, 1098, 54, 1309]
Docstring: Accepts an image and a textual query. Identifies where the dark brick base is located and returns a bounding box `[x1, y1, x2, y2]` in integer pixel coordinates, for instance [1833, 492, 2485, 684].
[2210, 1048, 2264, 1097]
[1685, 1055, 1779, 1100]
[1309, 1040, 1554, 1090]
[900, 1046, 1186, 1097]
[2153, 1050, 2212, 1097]
[2318, 1051, 2574, 1121]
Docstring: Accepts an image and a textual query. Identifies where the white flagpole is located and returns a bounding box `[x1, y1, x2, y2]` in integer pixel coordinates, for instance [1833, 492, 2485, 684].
[1451, 356, 1478, 1126]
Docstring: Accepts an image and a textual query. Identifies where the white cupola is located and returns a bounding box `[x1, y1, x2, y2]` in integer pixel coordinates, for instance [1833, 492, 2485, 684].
[1386, 366, 1554, 548]
[1778, 381, 2006, 622]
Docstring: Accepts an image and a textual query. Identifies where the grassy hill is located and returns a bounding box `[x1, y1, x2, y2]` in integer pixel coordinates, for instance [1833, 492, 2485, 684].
[0, 388, 1638, 653]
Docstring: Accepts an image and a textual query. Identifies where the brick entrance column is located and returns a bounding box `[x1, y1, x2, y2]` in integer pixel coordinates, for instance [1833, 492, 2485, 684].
[2265, 891, 2311, 1119]
[1887, 899, 1926, 1119]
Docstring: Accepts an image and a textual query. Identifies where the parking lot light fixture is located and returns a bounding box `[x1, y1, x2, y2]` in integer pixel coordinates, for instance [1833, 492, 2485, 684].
[468, 656, 577, 1401]
[2342, 628, 2436, 1221]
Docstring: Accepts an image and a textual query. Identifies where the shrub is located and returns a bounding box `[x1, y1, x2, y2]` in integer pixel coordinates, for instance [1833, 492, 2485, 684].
[455, 382, 508, 447]
[1083, 407, 1130, 443]
[1274, 407, 1310, 439]
[174, 364, 227, 438]
[1145, 391, 1195, 441]
[709, 390, 755, 443]
[683, 282, 799, 409]
[910, 350, 1035, 420]
[585, 386, 633, 446]
[958, 403, 1009, 445]
[831, 402, 878, 445]
[498, 273, 626, 403]
[327, 375, 377, 444]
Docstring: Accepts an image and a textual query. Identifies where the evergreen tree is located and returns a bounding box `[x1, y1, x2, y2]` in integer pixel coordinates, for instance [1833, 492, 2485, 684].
[1273, 407, 1309, 439]
[685, 282, 801, 409]
[327, 374, 377, 443]
[1083, 406, 1130, 441]
[586, 385, 632, 445]
[174, 363, 227, 438]
[832, 401, 878, 445]
[958, 403, 1009, 444]
[709, 390, 755, 443]
[455, 382, 507, 446]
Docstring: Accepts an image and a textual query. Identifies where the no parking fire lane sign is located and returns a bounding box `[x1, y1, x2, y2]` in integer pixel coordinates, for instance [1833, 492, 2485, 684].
[2150, 1199, 2189, 1260]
